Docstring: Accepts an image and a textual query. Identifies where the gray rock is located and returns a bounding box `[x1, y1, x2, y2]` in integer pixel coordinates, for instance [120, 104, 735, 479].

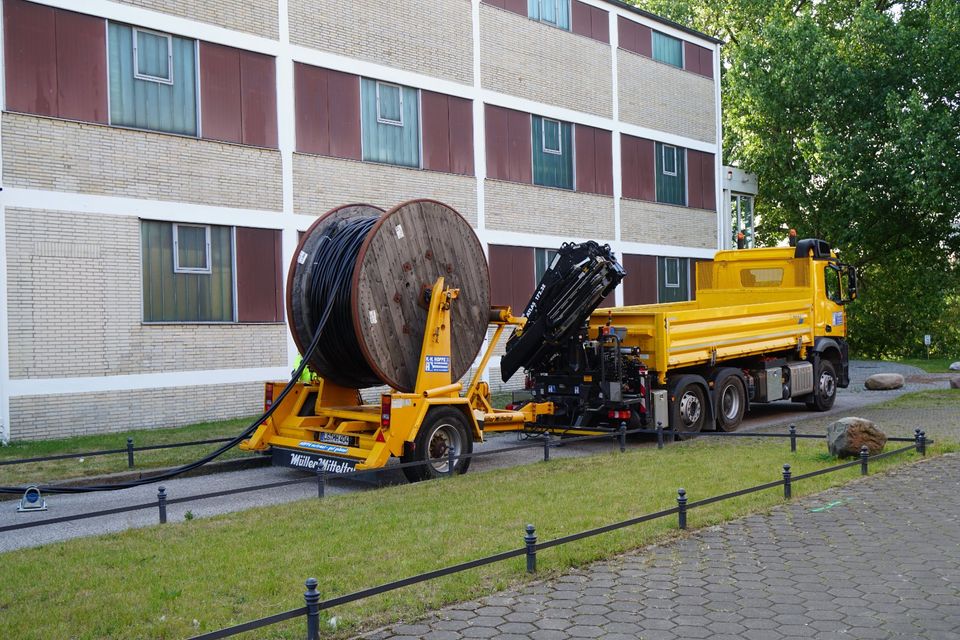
[951, 377, 960, 390]
[827, 417, 887, 458]
[864, 373, 905, 390]
[950, 361, 960, 371]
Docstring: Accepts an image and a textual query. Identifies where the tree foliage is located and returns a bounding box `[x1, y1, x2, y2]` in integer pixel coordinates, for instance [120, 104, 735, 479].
[628, 0, 960, 357]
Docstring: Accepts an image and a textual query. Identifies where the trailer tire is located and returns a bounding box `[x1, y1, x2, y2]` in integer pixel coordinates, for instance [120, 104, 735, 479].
[401, 407, 473, 482]
[806, 359, 837, 412]
[715, 374, 746, 431]
[673, 380, 708, 438]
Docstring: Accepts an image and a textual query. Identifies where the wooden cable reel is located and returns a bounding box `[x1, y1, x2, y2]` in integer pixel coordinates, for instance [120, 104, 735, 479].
[287, 199, 490, 392]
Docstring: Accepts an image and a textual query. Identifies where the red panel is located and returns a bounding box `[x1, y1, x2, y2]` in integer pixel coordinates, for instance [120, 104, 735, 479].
[591, 6, 610, 44]
[687, 149, 703, 209]
[594, 128, 613, 196]
[506, 108, 532, 184]
[240, 51, 278, 148]
[617, 16, 637, 55]
[200, 42, 242, 144]
[620, 134, 640, 200]
[622, 254, 658, 305]
[575, 125, 596, 195]
[683, 41, 701, 75]
[637, 137, 656, 201]
[55, 10, 107, 123]
[326, 69, 361, 160]
[700, 46, 714, 79]
[4, 0, 57, 117]
[572, 0, 593, 39]
[447, 95, 475, 176]
[236, 227, 283, 322]
[485, 104, 510, 181]
[421, 90, 451, 173]
[294, 63, 328, 155]
[502, 0, 527, 16]
[701, 152, 716, 211]
[636, 24, 652, 57]
[481, 0, 504, 7]
[488, 245, 535, 314]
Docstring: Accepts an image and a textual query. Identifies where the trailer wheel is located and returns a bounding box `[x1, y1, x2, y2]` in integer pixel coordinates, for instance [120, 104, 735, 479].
[674, 382, 708, 437]
[715, 375, 746, 431]
[806, 359, 837, 412]
[401, 407, 473, 482]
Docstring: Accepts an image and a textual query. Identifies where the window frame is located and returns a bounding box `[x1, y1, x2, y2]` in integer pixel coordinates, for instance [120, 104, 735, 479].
[664, 257, 681, 288]
[530, 0, 571, 30]
[172, 223, 212, 274]
[132, 27, 175, 85]
[375, 80, 404, 127]
[542, 118, 562, 155]
[661, 144, 678, 177]
[535, 247, 559, 284]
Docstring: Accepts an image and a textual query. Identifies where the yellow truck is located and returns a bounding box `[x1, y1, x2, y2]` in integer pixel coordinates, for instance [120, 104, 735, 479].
[504, 238, 858, 434]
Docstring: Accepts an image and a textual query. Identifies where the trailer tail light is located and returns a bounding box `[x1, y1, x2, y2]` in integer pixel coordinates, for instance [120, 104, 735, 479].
[608, 410, 631, 420]
[264, 384, 274, 412]
[380, 394, 391, 429]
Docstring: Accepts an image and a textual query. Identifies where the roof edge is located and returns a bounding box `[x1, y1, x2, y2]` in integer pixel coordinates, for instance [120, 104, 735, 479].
[602, 0, 724, 45]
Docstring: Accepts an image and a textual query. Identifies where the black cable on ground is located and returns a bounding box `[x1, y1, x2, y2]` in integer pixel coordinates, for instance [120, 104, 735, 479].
[0, 217, 380, 495]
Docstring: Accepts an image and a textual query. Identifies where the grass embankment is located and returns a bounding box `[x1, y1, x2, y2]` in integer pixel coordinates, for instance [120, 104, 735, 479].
[0, 417, 257, 485]
[1, 436, 954, 640]
[889, 357, 957, 373]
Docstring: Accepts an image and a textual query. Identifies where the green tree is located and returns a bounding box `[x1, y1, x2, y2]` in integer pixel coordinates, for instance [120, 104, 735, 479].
[629, 0, 960, 357]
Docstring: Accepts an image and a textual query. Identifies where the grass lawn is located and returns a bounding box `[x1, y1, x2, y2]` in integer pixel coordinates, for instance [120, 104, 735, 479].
[0, 416, 259, 486]
[1, 435, 953, 640]
[888, 357, 957, 373]
[878, 388, 960, 408]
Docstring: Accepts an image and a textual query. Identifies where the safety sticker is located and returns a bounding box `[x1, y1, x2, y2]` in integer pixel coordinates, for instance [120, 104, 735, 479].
[369, 310, 378, 325]
[425, 355, 450, 372]
[833, 312, 844, 326]
[395, 224, 405, 239]
[297, 250, 308, 264]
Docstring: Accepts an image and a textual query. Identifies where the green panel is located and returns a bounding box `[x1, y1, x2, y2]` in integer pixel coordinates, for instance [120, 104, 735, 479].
[658, 257, 689, 303]
[142, 221, 233, 322]
[109, 23, 197, 136]
[528, 0, 570, 29]
[360, 78, 419, 168]
[655, 142, 686, 205]
[652, 32, 683, 68]
[532, 116, 573, 190]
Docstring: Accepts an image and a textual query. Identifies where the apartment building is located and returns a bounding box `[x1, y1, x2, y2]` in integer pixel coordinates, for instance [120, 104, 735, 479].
[0, 0, 721, 441]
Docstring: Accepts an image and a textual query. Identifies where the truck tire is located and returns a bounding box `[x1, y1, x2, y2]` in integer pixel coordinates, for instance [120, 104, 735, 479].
[673, 381, 708, 437]
[401, 407, 473, 482]
[806, 359, 837, 412]
[715, 374, 746, 431]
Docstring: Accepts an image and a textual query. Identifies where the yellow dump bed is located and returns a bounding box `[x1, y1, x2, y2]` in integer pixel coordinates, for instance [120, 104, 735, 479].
[591, 246, 843, 382]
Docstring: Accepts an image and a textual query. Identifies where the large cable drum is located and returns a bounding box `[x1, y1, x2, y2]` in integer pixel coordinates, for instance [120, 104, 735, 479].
[287, 199, 490, 392]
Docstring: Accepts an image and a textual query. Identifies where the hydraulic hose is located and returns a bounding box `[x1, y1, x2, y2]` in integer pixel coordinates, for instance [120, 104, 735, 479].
[0, 217, 380, 495]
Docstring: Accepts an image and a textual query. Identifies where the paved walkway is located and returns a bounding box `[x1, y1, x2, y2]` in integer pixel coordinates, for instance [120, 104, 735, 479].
[362, 454, 960, 640]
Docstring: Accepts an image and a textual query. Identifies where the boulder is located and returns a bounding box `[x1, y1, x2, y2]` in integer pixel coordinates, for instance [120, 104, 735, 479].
[951, 377, 960, 390]
[864, 373, 904, 390]
[827, 417, 887, 458]
[950, 361, 960, 371]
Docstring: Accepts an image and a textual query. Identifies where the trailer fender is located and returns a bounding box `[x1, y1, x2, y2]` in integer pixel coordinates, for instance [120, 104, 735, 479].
[811, 337, 849, 388]
[666, 374, 713, 432]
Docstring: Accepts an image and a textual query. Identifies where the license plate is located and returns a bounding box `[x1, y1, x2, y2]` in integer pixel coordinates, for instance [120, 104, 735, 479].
[319, 432, 353, 446]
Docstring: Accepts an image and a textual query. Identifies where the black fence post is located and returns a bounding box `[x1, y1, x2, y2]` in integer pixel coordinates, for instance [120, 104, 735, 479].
[782, 464, 792, 499]
[157, 486, 167, 524]
[677, 488, 687, 530]
[619, 422, 627, 453]
[920, 430, 927, 457]
[657, 422, 664, 450]
[316, 464, 326, 499]
[860, 446, 869, 476]
[304, 578, 320, 640]
[524, 524, 537, 573]
[543, 435, 550, 462]
[127, 437, 135, 469]
[915, 428, 923, 454]
[789, 425, 797, 453]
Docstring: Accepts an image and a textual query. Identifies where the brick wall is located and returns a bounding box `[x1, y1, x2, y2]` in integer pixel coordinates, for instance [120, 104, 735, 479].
[5, 209, 287, 379]
[480, 4, 612, 117]
[617, 50, 716, 143]
[293, 154, 479, 225]
[289, 0, 473, 85]
[484, 179, 615, 238]
[112, 0, 279, 39]
[9, 382, 264, 440]
[2, 113, 283, 210]
[620, 199, 717, 248]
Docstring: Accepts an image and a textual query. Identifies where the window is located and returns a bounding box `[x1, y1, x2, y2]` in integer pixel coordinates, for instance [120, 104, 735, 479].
[108, 23, 197, 135]
[741, 268, 784, 288]
[532, 116, 573, 189]
[658, 256, 689, 302]
[664, 257, 680, 288]
[133, 28, 173, 84]
[529, 0, 571, 29]
[655, 141, 686, 205]
[172, 224, 211, 273]
[652, 31, 683, 68]
[535, 248, 559, 284]
[361, 78, 419, 167]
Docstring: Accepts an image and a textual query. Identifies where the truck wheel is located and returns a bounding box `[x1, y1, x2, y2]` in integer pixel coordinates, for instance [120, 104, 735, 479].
[806, 360, 837, 412]
[715, 375, 746, 431]
[401, 407, 473, 482]
[674, 382, 708, 437]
